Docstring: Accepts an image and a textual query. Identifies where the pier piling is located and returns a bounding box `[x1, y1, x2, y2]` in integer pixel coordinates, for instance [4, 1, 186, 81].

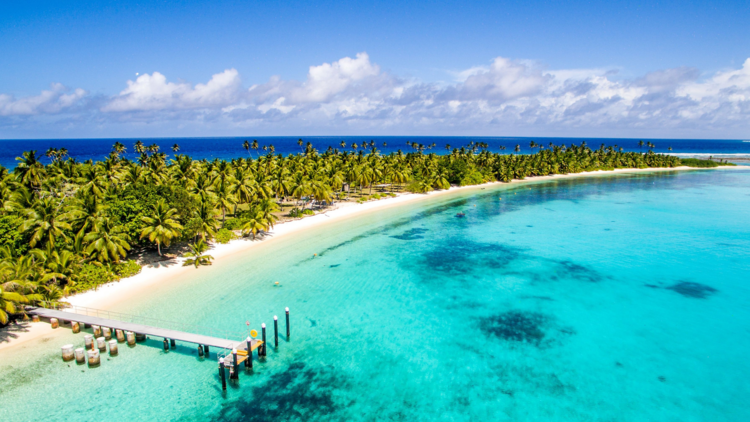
[245, 337, 253, 369]
[93, 325, 101, 337]
[61, 344, 74, 361]
[219, 359, 226, 391]
[163, 338, 169, 351]
[87, 349, 100, 367]
[74, 348, 85, 364]
[286, 307, 290, 340]
[198, 344, 204, 357]
[103, 327, 112, 340]
[108, 340, 118, 356]
[170, 339, 176, 348]
[261, 324, 267, 357]
[84, 334, 94, 349]
[116, 329, 125, 342]
[50, 318, 59, 329]
[126, 331, 136, 346]
[71, 321, 80, 333]
[96, 337, 107, 352]
[274, 316, 279, 348]
[135, 333, 146, 342]
[232, 349, 239, 380]
[32, 315, 40, 323]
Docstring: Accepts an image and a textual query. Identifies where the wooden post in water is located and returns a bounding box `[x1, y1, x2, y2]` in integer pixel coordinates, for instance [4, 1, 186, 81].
[74, 348, 85, 364]
[163, 338, 169, 351]
[84, 334, 94, 349]
[108, 340, 118, 356]
[198, 344, 204, 357]
[245, 337, 253, 369]
[232, 349, 239, 380]
[261, 323, 267, 357]
[286, 307, 290, 340]
[219, 358, 226, 391]
[204, 345, 209, 357]
[71, 321, 80, 333]
[274, 316, 279, 348]
[61, 344, 74, 361]
[170, 339, 176, 348]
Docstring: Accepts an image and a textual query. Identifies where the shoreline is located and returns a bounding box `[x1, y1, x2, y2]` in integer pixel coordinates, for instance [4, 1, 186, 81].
[0, 165, 740, 351]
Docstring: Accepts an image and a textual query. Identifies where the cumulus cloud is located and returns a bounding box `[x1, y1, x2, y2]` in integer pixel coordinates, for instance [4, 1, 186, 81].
[3, 53, 750, 137]
[102, 69, 242, 112]
[0, 83, 86, 116]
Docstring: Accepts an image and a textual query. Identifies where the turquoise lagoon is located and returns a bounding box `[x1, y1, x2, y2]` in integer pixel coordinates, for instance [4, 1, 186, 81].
[2, 168, 750, 421]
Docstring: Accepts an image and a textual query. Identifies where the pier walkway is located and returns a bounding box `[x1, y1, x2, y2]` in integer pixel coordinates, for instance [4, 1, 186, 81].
[27, 306, 255, 350]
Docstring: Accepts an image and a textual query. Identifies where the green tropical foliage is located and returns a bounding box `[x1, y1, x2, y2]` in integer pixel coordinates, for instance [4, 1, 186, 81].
[182, 239, 214, 268]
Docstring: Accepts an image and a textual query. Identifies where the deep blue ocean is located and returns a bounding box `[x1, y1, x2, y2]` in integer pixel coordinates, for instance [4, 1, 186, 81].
[1, 167, 749, 421]
[1, 136, 749, 168]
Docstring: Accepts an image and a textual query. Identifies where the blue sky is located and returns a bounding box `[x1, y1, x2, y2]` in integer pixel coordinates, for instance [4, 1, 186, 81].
[1, 0, 749, 138]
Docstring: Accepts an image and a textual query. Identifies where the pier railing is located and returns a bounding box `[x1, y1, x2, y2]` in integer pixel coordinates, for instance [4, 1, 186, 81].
[35, 301, 244, 345]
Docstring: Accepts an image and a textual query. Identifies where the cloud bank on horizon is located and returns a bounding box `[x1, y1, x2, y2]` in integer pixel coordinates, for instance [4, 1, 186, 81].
[2, 52, 749, 138]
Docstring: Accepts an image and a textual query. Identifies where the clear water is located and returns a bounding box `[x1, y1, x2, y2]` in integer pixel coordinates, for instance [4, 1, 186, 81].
[2, 169, 750, 421]
[2, 136, 749, 169]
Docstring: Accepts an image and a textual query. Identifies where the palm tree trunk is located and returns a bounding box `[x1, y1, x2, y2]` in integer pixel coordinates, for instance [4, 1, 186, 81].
[157, 242, 162, 256]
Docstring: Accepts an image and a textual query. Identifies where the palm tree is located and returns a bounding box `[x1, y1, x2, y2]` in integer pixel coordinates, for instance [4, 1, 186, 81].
[140, 200, 183, 256]
[0, 286, 28, 324]
[22, 197, 73, 249]
[112, 142, 126, 157]
[182, 239, 213, 268]
[194, 200, 219, 241]
[172, 144, 180, 153]
[84, 218, 131, 263]
[638, 140, 644, 153]
[134, 140, 145, 154]
[14, 150, 45, 189]
[243, 140, 250, 156]
[240, 209, 269, 239]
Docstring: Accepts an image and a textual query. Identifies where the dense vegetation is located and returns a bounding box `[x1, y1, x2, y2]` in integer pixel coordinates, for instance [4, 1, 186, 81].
[0, 139, 699, 323]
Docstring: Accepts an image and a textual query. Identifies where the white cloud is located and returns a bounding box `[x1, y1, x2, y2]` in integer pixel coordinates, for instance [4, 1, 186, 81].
[0, 83, 86, 116]
[3, 53, 750, 137]
[102, 69, 242, 112]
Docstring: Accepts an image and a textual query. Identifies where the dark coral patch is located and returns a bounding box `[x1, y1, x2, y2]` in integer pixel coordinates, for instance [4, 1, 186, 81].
[666, 281, 718, 299]
[479, 310, 549, 345]
[421, 240, 522, 276]
[213, 362, 347, 422]
[390, 227, 429, 241]
[555, 260, 604, 283]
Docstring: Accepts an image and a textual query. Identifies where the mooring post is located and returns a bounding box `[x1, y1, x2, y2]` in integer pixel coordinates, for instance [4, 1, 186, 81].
[245, 337, 253, 369]
[170, 339, 176, 348]
[163, 338, 169, 351]
[84, 334, 94, 350]
[274, 316, 279, 348]
[286, 307, 290, 340]
[198, 344, 204, 357]
[261, 323, 267, 357]
[232, 349, 239, 379]
[219, 358, 226, 391]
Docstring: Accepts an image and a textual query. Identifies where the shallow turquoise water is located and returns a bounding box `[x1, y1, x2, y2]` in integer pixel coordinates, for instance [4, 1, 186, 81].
[2, 169, 750, 421]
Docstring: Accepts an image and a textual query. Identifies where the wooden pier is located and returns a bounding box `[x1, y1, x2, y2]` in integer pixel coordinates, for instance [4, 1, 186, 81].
[27, 306, 262, 351]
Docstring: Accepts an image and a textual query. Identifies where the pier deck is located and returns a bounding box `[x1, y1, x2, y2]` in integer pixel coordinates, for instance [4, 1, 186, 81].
[28, 307, 251, 350]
